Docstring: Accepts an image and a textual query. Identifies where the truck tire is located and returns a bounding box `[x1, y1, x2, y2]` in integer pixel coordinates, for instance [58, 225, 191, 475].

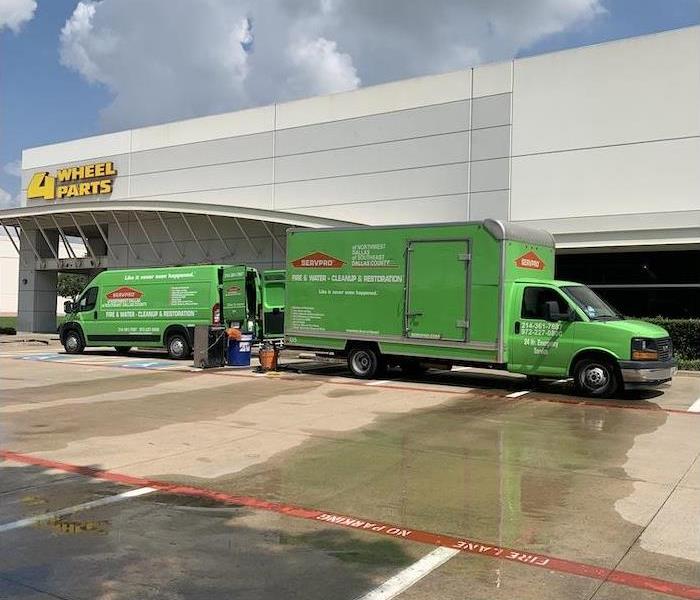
[114, 346, 132, 355]
[573, 358, 620, 398]
[348, 347, 383, 379]
[166, 333, 190, 360]
[63, 329, 85, 354]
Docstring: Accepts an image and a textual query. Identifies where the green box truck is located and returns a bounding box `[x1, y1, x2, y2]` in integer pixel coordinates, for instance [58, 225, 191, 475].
[284, 220, 677, 397]
[60, 264, 285, 358]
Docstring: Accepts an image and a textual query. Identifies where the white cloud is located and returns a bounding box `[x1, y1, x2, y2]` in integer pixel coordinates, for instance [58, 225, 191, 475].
[287, 37, 360, 97]
[3, 160, 22, 177]
[0, 0, 36, 32]
[59, 0, 604, 131]
[0, 186, 19, 210]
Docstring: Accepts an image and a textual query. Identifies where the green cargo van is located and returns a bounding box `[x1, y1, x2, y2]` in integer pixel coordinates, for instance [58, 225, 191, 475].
[284, 220, 677, 397]
[60, 264, 285, 358]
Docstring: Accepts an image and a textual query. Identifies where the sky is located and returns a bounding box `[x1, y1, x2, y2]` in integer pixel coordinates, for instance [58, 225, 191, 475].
[1, 0, 698, 209]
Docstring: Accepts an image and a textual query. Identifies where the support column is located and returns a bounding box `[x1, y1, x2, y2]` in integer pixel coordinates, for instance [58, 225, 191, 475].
[17, 227, 59, 333]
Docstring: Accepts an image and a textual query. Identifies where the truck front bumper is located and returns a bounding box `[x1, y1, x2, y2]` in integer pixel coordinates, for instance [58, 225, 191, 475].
[619, 360, 678, 386]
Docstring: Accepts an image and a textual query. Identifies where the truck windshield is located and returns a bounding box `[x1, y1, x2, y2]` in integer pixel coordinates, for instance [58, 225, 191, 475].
[561, 286, 623, 321]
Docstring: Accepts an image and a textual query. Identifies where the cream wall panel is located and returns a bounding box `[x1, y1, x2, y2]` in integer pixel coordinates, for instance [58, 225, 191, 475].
[275, 132, 469, 182]
[274, 163, 468, 210]
[293, 194, 468, 225]
[129, 159, 273, 197]
[511, 137, 700, 221]
[473, 61, 512, 97]
[22, 131, 131, 170]
[276, 70, 471, 129]
[469, 190, 510, 221]
[131, 132, 273, 175]
[512, 26, 700, 154]
[275, 101, 470, 156]
[126, 185, 274, 210]
[131, 105, 275, 151]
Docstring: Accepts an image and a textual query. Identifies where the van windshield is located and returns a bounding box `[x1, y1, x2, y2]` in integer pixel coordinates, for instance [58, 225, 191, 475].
[561, 286, 623, 321]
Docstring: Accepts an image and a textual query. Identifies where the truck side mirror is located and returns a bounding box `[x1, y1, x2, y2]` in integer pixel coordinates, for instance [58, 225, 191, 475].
[544, 300, 561, 322]
[64, 300, 74, 314]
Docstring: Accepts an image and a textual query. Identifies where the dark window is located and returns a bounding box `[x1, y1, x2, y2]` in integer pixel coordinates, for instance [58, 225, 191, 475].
[78, 287, 98, 312]
[521, 287, 570, 320]
[556, 250, 700, 318]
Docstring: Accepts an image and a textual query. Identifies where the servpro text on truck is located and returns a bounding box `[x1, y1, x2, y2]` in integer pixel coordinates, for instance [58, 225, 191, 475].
[60, 264, 285, 358]
[284, 220, 677, 397]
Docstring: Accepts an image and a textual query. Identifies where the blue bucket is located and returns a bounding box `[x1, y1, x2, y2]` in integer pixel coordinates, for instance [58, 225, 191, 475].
[227, 334, 252, 367]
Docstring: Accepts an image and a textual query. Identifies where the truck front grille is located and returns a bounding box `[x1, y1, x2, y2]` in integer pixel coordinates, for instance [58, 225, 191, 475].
[656, 337, 673, 362]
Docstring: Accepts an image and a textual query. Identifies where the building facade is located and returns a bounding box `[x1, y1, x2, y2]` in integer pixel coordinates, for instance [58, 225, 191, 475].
[1, 26, 698, 331]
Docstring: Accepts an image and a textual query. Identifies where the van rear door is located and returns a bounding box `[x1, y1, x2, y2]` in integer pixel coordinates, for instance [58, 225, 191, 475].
[404, 240, 469, 341]
[262, 269, 285, 337]
[221, 266, 248, 329]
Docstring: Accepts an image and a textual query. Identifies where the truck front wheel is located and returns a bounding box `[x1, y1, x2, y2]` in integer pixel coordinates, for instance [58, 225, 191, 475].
[573, 358, 620, 398]
[348, 347, 383, 379]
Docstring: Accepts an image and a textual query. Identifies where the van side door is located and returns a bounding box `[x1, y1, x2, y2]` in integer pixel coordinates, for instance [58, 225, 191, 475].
[509, 284, 579, 376]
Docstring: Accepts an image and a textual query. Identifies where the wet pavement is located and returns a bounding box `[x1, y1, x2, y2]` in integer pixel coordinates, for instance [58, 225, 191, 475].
[0, 344, 699, 599]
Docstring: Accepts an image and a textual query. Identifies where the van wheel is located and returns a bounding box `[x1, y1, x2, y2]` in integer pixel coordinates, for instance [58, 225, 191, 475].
[114, 346, 132, 355]
[166, 333, 190, 360]
[63, 330, 85, 354]
[348, 347, 383, 379]
[573, 358, 619, 398]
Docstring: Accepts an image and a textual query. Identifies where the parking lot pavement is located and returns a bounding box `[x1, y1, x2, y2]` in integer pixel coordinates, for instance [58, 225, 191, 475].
[1, 347, 699, 599]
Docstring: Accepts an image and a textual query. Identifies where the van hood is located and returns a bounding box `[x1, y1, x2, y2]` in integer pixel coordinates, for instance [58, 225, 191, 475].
[589, 319, 669, 338]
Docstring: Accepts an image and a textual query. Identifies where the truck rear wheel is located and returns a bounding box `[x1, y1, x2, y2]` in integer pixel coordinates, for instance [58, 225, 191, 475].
[166, 333, 190, 360]
[63, 329, 85, 354]
[348, 347, 383, 379]
[573, 358, 620, 398]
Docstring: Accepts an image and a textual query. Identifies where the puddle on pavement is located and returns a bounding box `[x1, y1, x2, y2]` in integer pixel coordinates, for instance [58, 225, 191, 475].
[1, 464, 409, 600]
[149, 395, 699, 590]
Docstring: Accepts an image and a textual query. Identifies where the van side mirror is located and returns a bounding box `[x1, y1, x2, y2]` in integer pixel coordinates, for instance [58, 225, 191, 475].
[64, 300, 74, 314]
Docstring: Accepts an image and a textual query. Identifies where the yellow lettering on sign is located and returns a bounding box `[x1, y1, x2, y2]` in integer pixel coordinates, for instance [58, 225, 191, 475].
[27, 172, 56, 200]
[57, 168, 73, 183]
[28, 161, 118, 201]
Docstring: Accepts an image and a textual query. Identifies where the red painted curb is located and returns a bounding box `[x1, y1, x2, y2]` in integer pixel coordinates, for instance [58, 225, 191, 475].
[2, 449, 699, 599]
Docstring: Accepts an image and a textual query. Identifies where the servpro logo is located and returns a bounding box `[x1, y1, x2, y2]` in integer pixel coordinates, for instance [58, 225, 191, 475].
[226, 285, 241, 294]
[292, 252, 345, 268]
[515, 251, 545, 270]
[106, 286, 143, 300]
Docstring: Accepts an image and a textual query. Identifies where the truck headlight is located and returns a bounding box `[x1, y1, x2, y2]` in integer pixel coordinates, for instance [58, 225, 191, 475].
[631, 338, 658, 361]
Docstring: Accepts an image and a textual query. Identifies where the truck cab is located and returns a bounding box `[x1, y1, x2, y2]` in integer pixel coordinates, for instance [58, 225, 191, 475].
[507, 279, 677, 396]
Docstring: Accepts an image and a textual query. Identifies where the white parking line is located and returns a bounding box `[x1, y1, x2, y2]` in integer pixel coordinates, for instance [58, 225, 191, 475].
[0, 487, 155, 533]
[506, 390, 530, 398]
[688, 398, 700, 413]
[366, 380, 390, 386]
[355, 546, 460, 599]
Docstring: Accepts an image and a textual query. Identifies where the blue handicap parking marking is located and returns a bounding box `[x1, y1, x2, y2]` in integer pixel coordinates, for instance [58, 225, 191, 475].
[19, 353, 74, 362]
[117, 360, 177, 370]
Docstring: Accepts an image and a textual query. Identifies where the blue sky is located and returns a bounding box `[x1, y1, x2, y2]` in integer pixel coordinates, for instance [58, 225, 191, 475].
[1, 0, 698, 206]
